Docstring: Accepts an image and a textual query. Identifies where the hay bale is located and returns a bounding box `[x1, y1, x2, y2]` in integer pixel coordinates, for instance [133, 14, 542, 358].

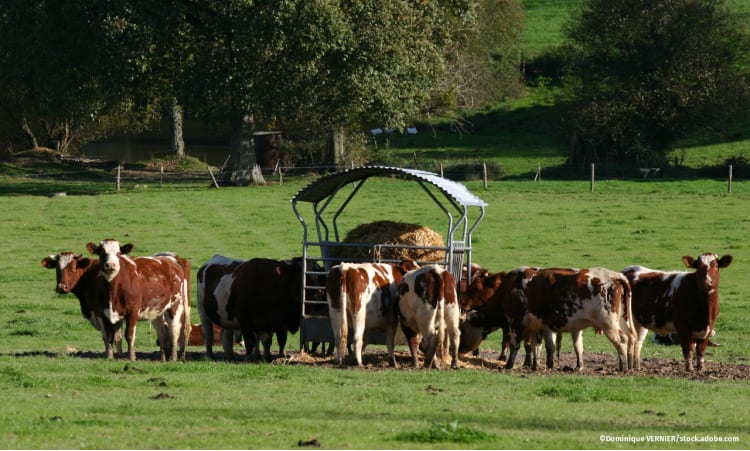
[333, 220, 446, 262]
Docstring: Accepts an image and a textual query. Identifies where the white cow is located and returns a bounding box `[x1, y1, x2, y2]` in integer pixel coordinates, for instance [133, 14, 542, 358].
[397, 265, 461, 369]
[326, 261, 418, 367]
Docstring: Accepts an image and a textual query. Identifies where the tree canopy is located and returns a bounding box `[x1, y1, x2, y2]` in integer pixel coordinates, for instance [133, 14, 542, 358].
[563, 0, 750, 166]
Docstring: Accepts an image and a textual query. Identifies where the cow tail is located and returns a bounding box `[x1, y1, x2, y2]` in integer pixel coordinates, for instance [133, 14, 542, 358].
[338, 272, 349, 360]
[437, 268, 447, 367]
[620, 274, 636, 369]
[180, 259, 192, 361]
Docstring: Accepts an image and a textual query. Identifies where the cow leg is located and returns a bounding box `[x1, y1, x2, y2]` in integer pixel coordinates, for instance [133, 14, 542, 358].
[276, 330, 288, 359]
[505, 343, 520, 370]
[543, 331, 557, 369]
[124, 316, 138, 361]
[523, 336, 535, 369]
[152, 319, 169, 362]
[695, 339, 708, 370]
[633, 326, 648, 371]
[679, 337, 696, 371]
[499, 331, 511, 362]
[570, 330, 584, 370]
[247, 328, 259, 362]
[166, 311, 182, 362]
[529, 334, 543, 371]
[220, 328, 236, 360]
[446, 313, 460, 369]
[202, 319, 217, 360]
[602, 327, 628, 372]
[400, 324, 420, 367]
[250, 332, 271, 362]
[351, 312, 366, 367]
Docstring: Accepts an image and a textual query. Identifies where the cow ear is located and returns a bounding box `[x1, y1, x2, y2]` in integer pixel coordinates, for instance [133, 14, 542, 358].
[86, 242, 98, 254]
[682, 256, 697, 268]
[41, 256, 57, 269]
[78, 257, 92, 269]
[120, 243, 134, 255]
[718, 255, 733, 268]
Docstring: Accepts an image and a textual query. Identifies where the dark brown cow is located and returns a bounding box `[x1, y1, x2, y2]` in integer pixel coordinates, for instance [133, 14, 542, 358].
[197, 254, 307, 361]
[326, 260, 419, 367]
[622, 253, 733, 371]
[86, 240, 191, 362]
[467, 266, 637, 371]
[41, 252, 122, 358]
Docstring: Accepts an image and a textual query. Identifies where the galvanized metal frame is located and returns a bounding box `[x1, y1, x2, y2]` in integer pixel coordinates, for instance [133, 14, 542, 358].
[290, 166, 487, 351]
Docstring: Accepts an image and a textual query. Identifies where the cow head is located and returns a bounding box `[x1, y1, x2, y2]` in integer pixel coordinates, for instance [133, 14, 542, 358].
[86, 239, 135, 282]
[461, 271, 505, 312]
[42, 252, 96, 294]
[42, 252, 79, 294]
[682, 253, 733, 293]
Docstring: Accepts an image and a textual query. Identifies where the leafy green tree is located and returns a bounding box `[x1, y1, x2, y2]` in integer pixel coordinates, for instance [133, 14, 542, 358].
[564, 0, 750, 166]
[441, 0, 524, 109]
[180, 0, 479, 171]
[0, 0, 153, 153]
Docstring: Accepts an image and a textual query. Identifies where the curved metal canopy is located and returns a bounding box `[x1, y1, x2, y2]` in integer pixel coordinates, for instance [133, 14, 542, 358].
[292, 166, 487, 207]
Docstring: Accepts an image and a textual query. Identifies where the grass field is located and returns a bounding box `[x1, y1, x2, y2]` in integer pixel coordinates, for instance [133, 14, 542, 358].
[0, 174, 748, 449]
[2, 1, 750, 449]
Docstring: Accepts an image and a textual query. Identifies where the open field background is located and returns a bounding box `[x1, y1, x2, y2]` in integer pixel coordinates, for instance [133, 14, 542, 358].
[0, 175, 749, 449]
[3, 0, 750, 448]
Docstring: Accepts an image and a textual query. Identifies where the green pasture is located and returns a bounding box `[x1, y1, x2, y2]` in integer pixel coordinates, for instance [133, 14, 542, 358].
[0, 175, 748, 449]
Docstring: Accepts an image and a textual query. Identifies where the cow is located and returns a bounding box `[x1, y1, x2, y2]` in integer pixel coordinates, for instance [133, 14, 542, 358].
[196, 254, 308, 362]
[397, 265, 461, 369]
[467, 266, 637, 372]
[41, 252, 123, 358]
[86, 240, 191, 362]
[326, 260, 419, 367]
[622, 253, 733, 371]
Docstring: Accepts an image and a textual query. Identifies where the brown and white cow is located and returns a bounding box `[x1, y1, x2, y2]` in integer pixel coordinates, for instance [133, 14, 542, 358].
[41, 252, 123, 358]
[326, 260, 419, 367]
[86, 240, 191, 362]
[467, 266, 637, 371]
[197, 254, 308, 362]
[622, 253, 733, 371]
[397, 265, 461, 369]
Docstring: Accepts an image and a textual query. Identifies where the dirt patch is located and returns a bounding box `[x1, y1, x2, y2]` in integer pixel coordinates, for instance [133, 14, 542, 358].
[176, 347, 750, 381]
[10, 347, 748, 380]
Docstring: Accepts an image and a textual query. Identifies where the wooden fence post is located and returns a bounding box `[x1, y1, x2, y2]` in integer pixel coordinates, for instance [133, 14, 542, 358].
[728, 164, 733, 193]
[207, 165, 220, 189]
[116, 165, 121, 192]
[483, 162, 488, 189]
[590, 163, 595, 192]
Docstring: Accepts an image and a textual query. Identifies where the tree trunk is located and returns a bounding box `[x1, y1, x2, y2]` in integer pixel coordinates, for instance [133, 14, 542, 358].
[21, 116, 40, 149]
[166, 97, 185, 157]
[225, 113, 265, 185]
[326, 127, 345, 168]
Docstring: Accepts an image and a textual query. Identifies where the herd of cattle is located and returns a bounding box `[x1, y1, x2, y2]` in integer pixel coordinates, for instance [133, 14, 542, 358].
[41, 238, 733, 373]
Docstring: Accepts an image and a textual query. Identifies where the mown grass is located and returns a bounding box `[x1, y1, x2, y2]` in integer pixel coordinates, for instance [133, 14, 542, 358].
[2, 2, 750, 448]
[0, 175, 748, 449]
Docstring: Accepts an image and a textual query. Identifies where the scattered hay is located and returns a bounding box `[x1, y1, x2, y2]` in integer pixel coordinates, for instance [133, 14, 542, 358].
[332, 220, 446, 262]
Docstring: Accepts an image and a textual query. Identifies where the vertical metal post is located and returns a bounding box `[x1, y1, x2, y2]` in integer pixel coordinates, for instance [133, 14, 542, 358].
[728, 164, 733, 193]
[116, 165, 121, 192]
[590, 163, 595, 192]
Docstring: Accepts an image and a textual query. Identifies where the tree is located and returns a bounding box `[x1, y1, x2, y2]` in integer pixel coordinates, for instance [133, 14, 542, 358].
[0, 0, 153, 153]
[563, 0, 750, 166]
[176, 0, 478, 173]
[441, 0, 524, 109]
